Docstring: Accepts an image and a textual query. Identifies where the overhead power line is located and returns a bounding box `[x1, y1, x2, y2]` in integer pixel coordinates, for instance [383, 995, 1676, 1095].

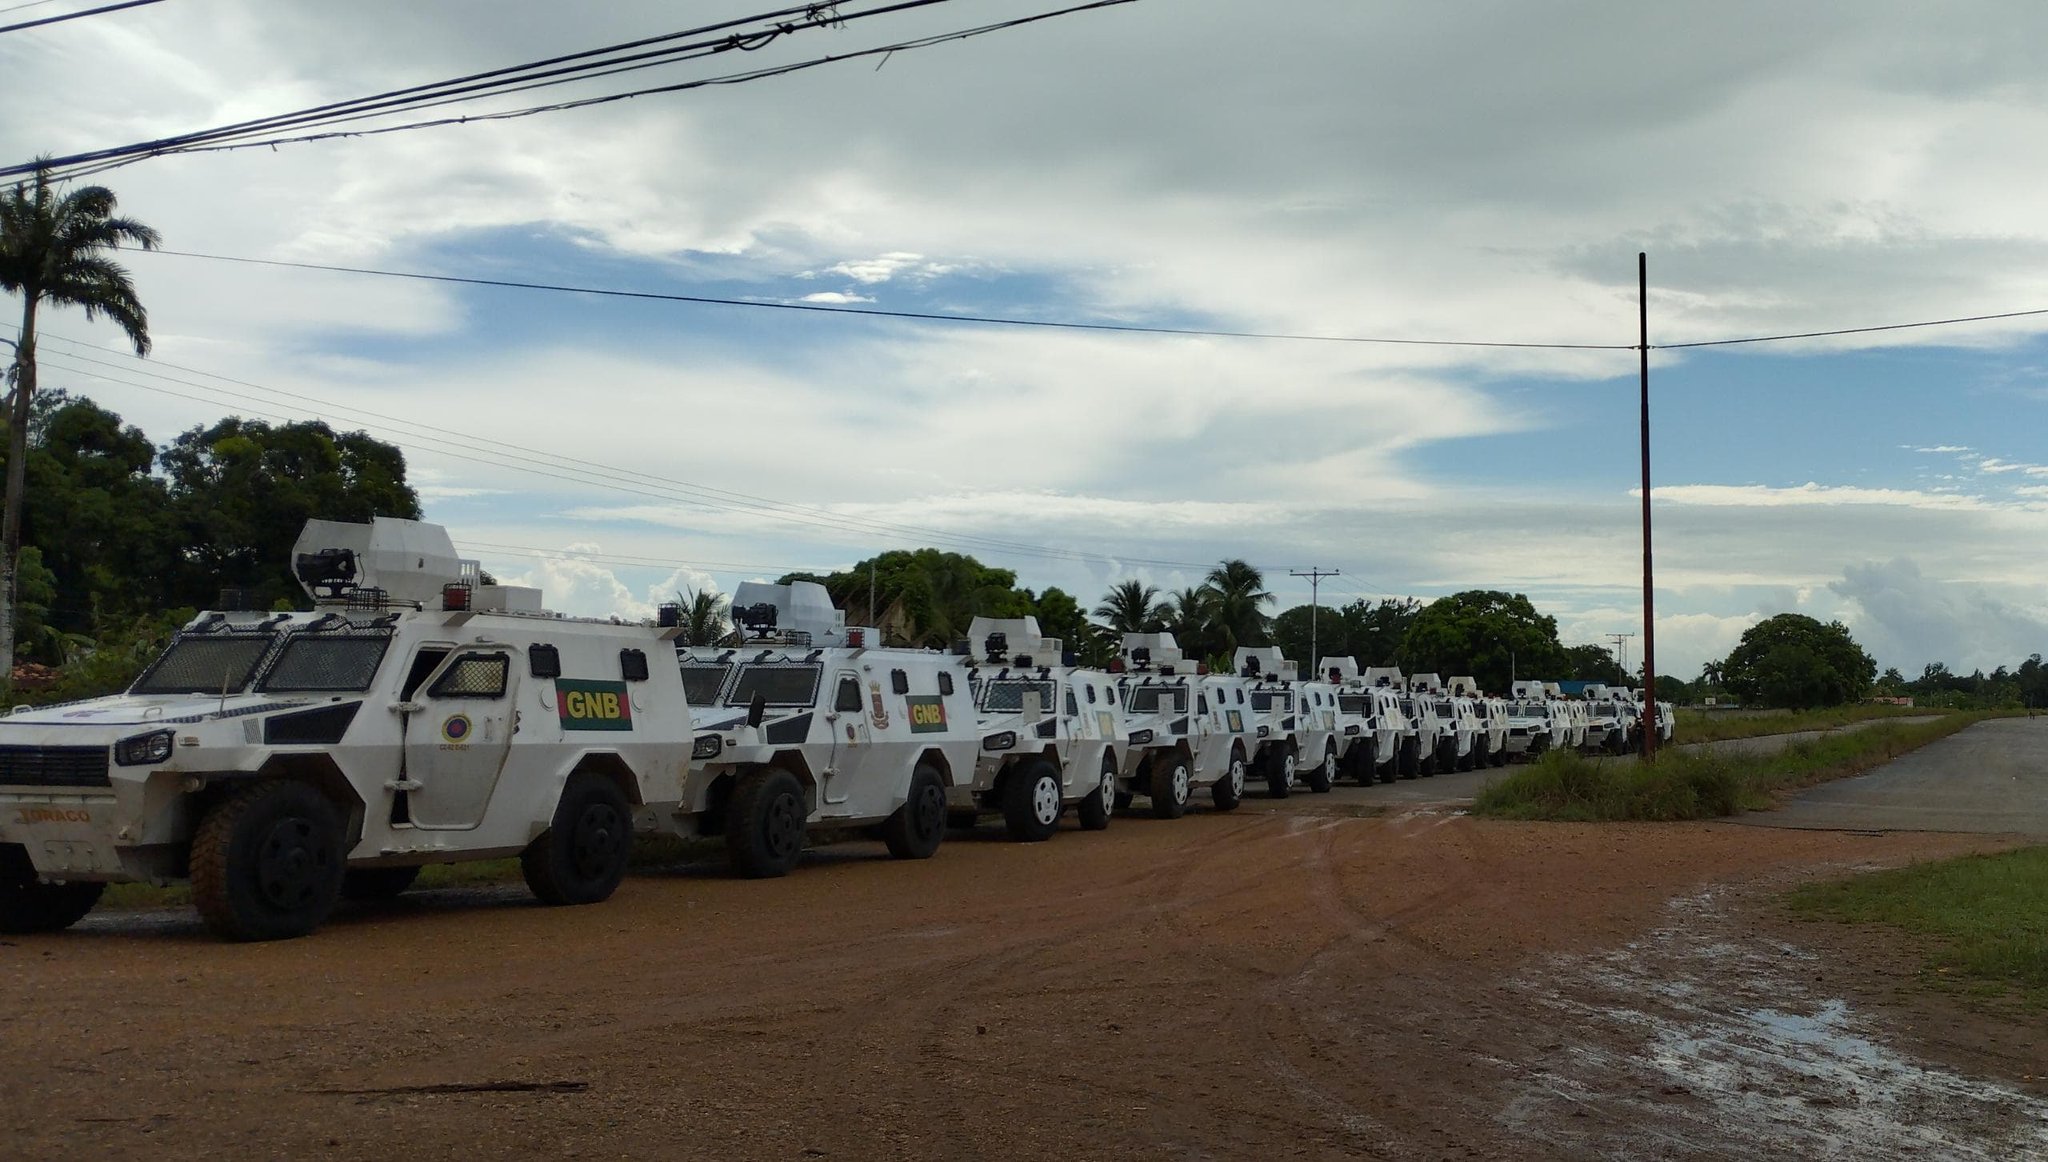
[136, 249, 1634, 351]
[0, 0, 163, 36]
[9, 0, 1142, 182]
[1654, 306, 2048, 350]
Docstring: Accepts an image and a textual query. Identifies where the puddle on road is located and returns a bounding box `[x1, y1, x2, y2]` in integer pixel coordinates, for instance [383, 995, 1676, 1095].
[1499, 888, 2048, 1159]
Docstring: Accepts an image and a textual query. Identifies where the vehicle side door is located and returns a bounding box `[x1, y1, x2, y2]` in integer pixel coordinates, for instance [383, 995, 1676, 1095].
[821, 670, 871, 808]
[404, 646, 520, 830]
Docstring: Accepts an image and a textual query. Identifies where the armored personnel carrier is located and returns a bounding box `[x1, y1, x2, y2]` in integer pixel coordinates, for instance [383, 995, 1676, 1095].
[0, 518, 696, 941]
[1320, 657, 1408, 784]
[673, 581, 979, 877]
[1111, 633, 1248, 816]
[952, 618, 1124, 841]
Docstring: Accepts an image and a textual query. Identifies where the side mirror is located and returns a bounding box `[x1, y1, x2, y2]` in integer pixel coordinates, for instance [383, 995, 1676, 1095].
[747, 691, 766, 728]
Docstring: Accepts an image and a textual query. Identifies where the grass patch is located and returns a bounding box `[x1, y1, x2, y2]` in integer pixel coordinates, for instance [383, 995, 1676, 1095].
[1788, 847, 2048, 1007]
[1674, 702, 1946, 745]
[1473, 712, 1996, 822]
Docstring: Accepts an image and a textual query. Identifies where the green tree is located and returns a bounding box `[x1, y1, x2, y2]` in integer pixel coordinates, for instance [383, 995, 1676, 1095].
[1399, 590, 1568, 694]
[1030, 586, 1110, 665]
[1203, 558, 1272, 655]
[1272, 596, 1421, 675]
[159, 418, 421, 609]
[1560, 643, 1621, 682]
[1162, 585, 1219, 659]
[780, 549, 1034, 648]
[1093, 579, 1167, 635]
[1717, 614, 1875, 709]
[0, 165, 158, 684]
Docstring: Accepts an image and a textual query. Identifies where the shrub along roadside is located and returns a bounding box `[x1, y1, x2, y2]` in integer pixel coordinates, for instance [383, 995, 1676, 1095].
[1673, 703, 1947, 745]
[1472, 712, 2000, 823]
[1787, 846, 2048, 1008]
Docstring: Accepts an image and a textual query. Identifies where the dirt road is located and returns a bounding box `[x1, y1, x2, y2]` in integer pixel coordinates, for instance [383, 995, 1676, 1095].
[6, 804, 2043, 1160]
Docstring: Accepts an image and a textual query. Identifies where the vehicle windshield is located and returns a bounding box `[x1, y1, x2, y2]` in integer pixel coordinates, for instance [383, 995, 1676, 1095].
[1510, 701, 1550, 716]
[1250, 690, 1292, 712]
[258, 634, 391, 693]
[1125, 686, 1187, 714]
[725, 662, 822, 708]
[131, 633, 275, 696]
[680, 662, 731, 707]
[981, 679, 1056, 714]
[1434, 700, 1456, 717]
[1338, 693, 1372, 714]
[1593, 701, 1616, 716]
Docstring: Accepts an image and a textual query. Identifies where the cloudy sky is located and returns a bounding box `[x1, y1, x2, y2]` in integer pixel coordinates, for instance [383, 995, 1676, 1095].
[6, 0, 2048, 680]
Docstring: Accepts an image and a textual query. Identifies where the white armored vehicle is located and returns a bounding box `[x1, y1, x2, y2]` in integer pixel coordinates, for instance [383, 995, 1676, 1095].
[954, 618, 1124, 841]
[1412, 673, 1478, 773]
[1366, 667, 1437, 778]
[1505, 680, 1570, 759]
[1448, 676, 1508, 768]
[1111, 633, 1247, 816]
[0, 518, 695, 941]
[1235, 647, 1340, 797]
[673, 581, 978, 877]
[1578, 684, 1631, 754]
[1321, 657, 1406, 785]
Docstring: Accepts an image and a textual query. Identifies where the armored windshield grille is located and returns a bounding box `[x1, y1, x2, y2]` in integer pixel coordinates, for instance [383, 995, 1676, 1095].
[1512, 702, 1547, 715]
[725, 662, 822, 708]
[1338, 694, 1371, 713]
[1126, 687, 1187, 714]
[260, 634, 393, 693]
[1435, 701, 1456, 716]
[131, 635, 276, 695]
[0, 745, 111, 788]
[1251, 691, 1293, 712]
[430, 654, 510, 698]
[982, 679, 1056, 713]
[680, 662, 732, 706]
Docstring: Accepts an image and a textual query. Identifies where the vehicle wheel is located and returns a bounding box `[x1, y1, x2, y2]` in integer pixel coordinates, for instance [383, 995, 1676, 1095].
[1076, 758, 1116, 831]
[341, 866, 421, 903]
[1306, 744, 1336, 793]
[1213, 748, 1247, 812]
[1399, 737, 1421, 780]
[1002, 759, 1063, 842]
[882, 763, 948, 860]
[1419, 745, 1437, 778]
[190, 780, 346, 942]
[1458, 745, 1475, 772]
[1472, 737, 1490, 769]
[0, 844, 103, 935]
[1356, 741, 1379, 786]
[1150, 755, 1191, 819]
[1493, 745, 1509, 768]
[1265, 748, 1293, 798]
[523, 773, 633, 904]
[726, 766, 808, 877]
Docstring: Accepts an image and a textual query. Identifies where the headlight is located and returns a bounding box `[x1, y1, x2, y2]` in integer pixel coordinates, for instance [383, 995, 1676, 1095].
[1128, 728, 1154, 746]
[1256, 725, 1270, 737]
[982, 731, 1017, 752]
[691, 734, 723, 760]
[114, 729, 176, 767]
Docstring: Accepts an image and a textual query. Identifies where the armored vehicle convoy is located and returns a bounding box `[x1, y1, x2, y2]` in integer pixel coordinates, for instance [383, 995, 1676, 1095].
[0, 518, 693, 941]
[673, 581, 979, 877]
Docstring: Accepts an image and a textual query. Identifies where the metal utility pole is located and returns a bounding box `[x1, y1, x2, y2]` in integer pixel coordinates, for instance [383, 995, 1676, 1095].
[1290, 568, 1339, 672]
[1638, 252, 1658, 759]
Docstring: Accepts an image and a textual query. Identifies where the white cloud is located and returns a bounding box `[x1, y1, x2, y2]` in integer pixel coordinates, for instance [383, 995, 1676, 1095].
[798, 292, 874, 305]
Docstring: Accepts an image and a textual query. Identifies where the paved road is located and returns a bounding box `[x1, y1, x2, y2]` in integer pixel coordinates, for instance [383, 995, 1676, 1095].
[1738, 716, 2048, 839]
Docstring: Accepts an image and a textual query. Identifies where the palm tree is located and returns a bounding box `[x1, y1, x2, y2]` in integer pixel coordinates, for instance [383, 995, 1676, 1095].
[0, 165, 158, 685]
[679, 588, 729, 646]
[1093, 579, 1168, 635]
[1202, 558, 1273, 654]
[1163, 585, 1217, 656]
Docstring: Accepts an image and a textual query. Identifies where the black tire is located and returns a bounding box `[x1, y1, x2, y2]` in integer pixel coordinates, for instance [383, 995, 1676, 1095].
[1002, 759, 1063, 842]
[1355, 741, 1379, 786]
[1212, 747, 1247, 812]
[1149, 754, 1192, 820]
[1418, 744, 1437, 778]
[0, 844, 103, 934]
[1398, 736, 1421, 780]
[190, 780, 346, 942]
[1493, 743, 1509, 768]
[1472, 736, 1490, 770]
[882, 763, 948, 860]
[523, 773, 633, 905]
[1076, 757, 1116, 832]
[1305, 744, 1335, 793]
[1457, 742, 1475, 772]
[1113, 790, 1135, 811]
[725, 766, 808, 877]
[1264, 748, 1292, 799]
[341, 865, 421, 903]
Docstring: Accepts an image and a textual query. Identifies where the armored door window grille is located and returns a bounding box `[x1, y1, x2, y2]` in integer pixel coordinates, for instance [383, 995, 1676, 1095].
[428, 653, 511, 699]
[981, 679, 1055, 713]
[680, 662, 731, 706]
[834, 677, 863, 712]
